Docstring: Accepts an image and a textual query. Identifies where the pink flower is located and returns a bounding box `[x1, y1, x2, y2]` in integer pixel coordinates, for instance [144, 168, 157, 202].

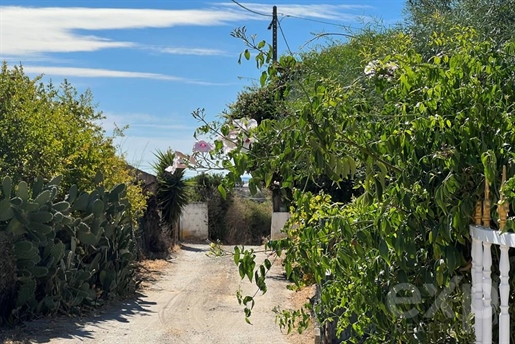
[193, 140, 213, 153]
[165, 154, 188, 174]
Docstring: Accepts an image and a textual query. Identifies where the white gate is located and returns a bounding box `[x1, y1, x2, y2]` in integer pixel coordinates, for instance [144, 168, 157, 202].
[470, 166, 514, 343]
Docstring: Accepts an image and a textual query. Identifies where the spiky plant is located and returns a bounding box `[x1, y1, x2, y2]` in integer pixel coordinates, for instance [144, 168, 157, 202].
[152, 149, 191, 242]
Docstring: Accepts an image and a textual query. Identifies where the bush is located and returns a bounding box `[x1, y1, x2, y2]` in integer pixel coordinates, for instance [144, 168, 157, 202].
[140, 195, 171, 255]
[225, 196, 271, 245]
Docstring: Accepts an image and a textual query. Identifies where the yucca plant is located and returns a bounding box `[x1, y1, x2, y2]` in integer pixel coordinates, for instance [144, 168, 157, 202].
[152, 149, 191, 243]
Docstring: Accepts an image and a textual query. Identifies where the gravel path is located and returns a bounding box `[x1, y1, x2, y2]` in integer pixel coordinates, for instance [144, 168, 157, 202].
[1, 244, 309, 344]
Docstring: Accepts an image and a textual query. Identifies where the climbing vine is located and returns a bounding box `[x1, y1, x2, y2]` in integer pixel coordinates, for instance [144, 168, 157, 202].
[198, 26, 515, 342]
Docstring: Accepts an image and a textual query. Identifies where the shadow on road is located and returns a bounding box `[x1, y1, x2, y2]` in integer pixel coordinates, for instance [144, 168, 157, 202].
[180, 243, 209, 253]
[0, 292, 156, 343]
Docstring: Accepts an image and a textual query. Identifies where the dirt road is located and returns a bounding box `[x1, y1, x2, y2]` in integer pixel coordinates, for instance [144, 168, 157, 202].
[2, 244, 312, 344]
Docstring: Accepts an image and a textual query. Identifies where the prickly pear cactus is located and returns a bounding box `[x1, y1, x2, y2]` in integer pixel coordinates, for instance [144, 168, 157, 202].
[0, 175, 138, 322]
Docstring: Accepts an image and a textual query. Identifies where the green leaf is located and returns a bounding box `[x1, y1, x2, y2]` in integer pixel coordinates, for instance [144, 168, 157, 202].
[2, 176, 12, 198]
[48, 175, 63, 187]
[0, 199, 13, 221]
[260, 71, 267, 87]
[78, 230, 98, 246]
[34, 190, 51, 206]
[264, 258, 272, 270]
[16, 278, 36, 307]
[218, 184, 227, 199]
[16, 181, 29, 201]
[6, 218, 26, 235]
[94, 171, 104, 185]
[244, 49, 251, 61]
[67, 185, 78, 204]
[234, 246, 241, 265]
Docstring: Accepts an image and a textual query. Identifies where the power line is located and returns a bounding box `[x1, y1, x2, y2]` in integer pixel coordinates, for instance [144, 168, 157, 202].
[277, 19, 292, 55]
[230, 0, 271, 17]
[301, 32, 356, 49]
[280, 14, 347, 28]
[230, 1, 357, 54]
[230, 0, 360, 31]
[280, 13, 362, 32]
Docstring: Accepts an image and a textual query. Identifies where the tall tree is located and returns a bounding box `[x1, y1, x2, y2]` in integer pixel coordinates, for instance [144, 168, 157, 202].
[0, 63, 146, 219]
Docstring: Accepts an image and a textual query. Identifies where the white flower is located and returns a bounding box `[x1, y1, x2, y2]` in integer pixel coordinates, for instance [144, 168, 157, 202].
[384, 62, 398, 74]
[364, 60, 379, 77]
[233, 118, 258, 131]
[220, 118, 258, 154]
[364, 60, 398, 81]
[221, 131, 238, 154]
[165, 152, 188, 174]
[242, 136, 255, 152]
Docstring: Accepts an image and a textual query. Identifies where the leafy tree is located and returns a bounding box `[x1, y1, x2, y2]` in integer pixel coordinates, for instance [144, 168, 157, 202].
[153, 149, 190, 243]
[227, 84, 286, 123]
[0, 63, 146, 219]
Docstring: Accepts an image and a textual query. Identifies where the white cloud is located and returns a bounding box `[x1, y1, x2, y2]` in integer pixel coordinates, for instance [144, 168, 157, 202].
[22, 65, 234, 85]
[216, 2, 372, 21]
[100, 112, 196, 135]
[22, 65, 181, 80]
[0, 4, 370, 57]
[153, 47, 228, 56]
[0, 6, 257, 56]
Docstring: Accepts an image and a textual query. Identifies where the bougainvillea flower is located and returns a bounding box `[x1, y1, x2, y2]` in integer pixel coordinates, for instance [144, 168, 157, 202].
[193, 140, 213, 153]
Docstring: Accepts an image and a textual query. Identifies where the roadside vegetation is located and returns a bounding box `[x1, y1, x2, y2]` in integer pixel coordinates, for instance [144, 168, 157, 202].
[189, 0, 515, 342]
[0, 64, 148, 324]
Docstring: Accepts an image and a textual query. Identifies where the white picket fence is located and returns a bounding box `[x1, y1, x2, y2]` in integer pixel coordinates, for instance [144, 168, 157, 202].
[470, 167, 513, 343]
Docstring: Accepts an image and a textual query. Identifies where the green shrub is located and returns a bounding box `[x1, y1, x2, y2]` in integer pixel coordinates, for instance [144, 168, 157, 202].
[225, 196, 271, 245]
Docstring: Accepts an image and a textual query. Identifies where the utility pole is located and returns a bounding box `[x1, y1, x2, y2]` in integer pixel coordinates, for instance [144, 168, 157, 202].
[269, 6, 282, 213]
[269, 5, 278, 63]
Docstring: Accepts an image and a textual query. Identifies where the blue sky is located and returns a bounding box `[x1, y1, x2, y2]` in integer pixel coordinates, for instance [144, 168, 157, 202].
[0, 1, 405, 175]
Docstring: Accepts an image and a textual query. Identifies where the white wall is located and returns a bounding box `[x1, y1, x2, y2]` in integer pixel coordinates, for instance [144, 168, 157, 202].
[180, 203, 208, 241]
[271, 212, 290, 240]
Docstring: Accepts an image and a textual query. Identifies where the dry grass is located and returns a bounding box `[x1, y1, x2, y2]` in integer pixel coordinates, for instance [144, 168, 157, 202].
[287, 284, 317, 344]
[135, 246, 177, 290]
